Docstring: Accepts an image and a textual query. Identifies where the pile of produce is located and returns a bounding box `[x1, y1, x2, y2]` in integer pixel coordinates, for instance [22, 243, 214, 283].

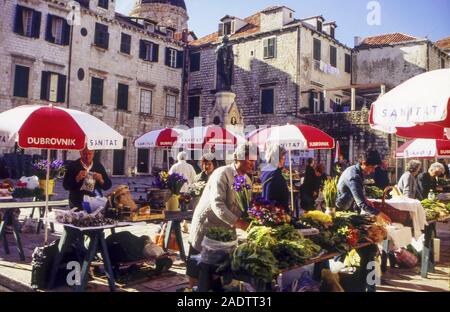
[242, 225, 322, 270]
[420, 199, 450, 221]
[55, 209, 116, 227]
[247, 198, 291, 226]
[364, 186, 384, 199]
[206, 227, 237, 242]
[231, 242, 279, 283]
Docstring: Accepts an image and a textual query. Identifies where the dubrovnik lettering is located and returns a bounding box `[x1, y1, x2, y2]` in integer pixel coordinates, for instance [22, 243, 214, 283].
[27, 137, 77, 146]
[0, 135, 6, 144]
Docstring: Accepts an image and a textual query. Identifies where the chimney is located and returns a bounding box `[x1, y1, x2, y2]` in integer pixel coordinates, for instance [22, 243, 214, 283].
[354, 36, 363, 47]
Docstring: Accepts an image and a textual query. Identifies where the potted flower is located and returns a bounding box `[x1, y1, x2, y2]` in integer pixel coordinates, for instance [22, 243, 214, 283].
[233, 175, 252, 219]
[32, 160, 65, 194]
[155, 171, 187, 211]
[323, 177, 338, 217]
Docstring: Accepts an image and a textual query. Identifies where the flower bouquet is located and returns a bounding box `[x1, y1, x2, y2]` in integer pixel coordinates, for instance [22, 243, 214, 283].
[32, 159, 65, 179]
[154, 171, 187, 211]
[188, 181, 207, 198]
[233, 175, 252, 219]
[247, 198, 290, 227]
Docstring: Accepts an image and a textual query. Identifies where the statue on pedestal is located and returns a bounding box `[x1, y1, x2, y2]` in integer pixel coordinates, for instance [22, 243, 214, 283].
[216, 36, 234, 91]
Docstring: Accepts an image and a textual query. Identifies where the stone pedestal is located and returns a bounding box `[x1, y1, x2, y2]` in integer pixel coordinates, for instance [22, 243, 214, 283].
[208, 91, 244, 135]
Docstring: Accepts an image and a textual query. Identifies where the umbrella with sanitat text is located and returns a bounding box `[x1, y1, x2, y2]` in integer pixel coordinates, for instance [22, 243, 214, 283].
[0, 104, 123, 243]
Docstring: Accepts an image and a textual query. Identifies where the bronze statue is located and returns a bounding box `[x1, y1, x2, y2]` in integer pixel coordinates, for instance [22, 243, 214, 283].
[216, 36, 234, 91]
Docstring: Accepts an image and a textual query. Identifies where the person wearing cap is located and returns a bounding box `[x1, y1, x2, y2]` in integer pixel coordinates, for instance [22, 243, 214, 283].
[186, 143, 257, 289]
[336, 150, 391, 222]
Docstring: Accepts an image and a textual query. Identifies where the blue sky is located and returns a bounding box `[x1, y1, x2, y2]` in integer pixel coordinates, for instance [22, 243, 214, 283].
[116, 0, 450, 47]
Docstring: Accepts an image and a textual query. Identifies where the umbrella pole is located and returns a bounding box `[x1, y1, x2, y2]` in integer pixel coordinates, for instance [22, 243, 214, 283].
[288, 149, 294, 216]
[44, 150, 50, 245]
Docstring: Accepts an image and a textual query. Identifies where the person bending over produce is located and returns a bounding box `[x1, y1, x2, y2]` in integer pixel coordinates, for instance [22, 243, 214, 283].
[186, 143, 257, 289]
[397, 160, 422, 199]
[336, 150, 391, 223]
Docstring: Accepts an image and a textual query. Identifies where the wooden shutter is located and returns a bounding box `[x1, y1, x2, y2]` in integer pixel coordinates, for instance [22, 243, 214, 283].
[151, 43, 159, 62]
[90, 77, 103, 105]
[62, 19, 71, 45]
[263, 39, 269, 58]
[32, 10, 41, 38]
[309, 92, 315, 113]
[40, 71, 50, 100]
[218, 23, 224, 36]
[176, 50, 183, 68]
[330, 46, 337, 67]
[57, 74, 66, 103]
[45, 14, 53, 42]
[120, 33, 131, 54]
[117, 83, 129, 110]
[13, 65, 29, 98]
[319, 92, 325, 112]
[14, 5, 24, 35]
[139, 40, 146, 60]
[345, 54, 351, 73]
[313, 39, 321, 61]
[165, 48, 171, 66]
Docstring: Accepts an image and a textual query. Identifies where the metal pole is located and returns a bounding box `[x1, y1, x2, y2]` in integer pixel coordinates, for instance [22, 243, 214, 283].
[44, 150, 51, 245]
[289, 149, 295, 215]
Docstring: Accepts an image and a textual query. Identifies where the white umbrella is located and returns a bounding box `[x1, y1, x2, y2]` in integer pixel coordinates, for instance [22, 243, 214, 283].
[370, 68, 450, 130]
[0, 104, 123, 243]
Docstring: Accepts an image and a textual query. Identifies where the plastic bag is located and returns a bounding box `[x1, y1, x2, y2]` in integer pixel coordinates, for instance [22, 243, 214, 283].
[200, 236, 238, 265]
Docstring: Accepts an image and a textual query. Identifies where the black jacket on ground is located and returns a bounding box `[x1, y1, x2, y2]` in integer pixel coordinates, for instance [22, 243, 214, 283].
[63, 159, 112, 208]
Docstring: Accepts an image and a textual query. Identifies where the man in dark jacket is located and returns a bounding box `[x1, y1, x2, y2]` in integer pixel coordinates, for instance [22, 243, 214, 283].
[261, 145, 289, 209]
[63, 147, 112, 209]
[300, 158, 317, 211]
[374, 160, 390, 190]
[417, 162, 445, 199]
[336, 150, 391, 222]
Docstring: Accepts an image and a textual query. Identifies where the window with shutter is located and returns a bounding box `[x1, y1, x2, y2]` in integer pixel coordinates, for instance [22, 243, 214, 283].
[90, 77, 104, 105]
[32, 11, 41, 38]
[13, 65, 30, 98]
[261, 88, 274, 114]
[94, 23, 109, 49]
[152, 43, 159, 62]
[218, 23, 224, 36]
[223, 22, 232, 35]
[40, 72, 66, 102]
[317, 20, 323, 32]
[189, 52, 200, 72]
[188, 96, 200, 120]
[345, 54, 351, 73]
[24, 9, 33, 37]
[330, 46, 337, 67]
[120, 33, 131, 54]
[140, 89, 152, 114]
[117, 83, 129, 110]
[330, 27, 335, 39]
[139, 40, 158, 62]
[263, 37, 276, 59]
[313, 38, 321, 61]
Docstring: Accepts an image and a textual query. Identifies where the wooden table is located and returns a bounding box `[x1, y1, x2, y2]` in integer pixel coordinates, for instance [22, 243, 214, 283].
[0, 199, 69, 261]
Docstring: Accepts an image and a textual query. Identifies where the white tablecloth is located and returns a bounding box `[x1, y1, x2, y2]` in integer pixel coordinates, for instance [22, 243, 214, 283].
[373, 197, 427, 239]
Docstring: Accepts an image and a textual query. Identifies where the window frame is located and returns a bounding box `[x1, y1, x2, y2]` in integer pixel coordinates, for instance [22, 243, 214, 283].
[313, 38, 321, 61]
[263, 37, 277, 59]
[116, 83, 129, 111]
[139, 88, 153, 114]
[120, 32, 131, 55]
[165, 94, 177, 118]
[330, 45, 337, 67]
[13, 64, 30, 98]
[188, 95, 200, 120]
[98, 0, 109, 10]
[90, 76, 104, 106]
[189, 52, 201, 72]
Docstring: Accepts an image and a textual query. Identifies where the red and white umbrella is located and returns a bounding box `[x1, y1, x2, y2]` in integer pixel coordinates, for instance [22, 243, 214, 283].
[0, 104, 123, 150]
[0, 104, 123, 243]
[179, 125, 245, 149]
[370, 68, 450, 134]
[248, 124, 335, 150]
[248, 124, 335, 213]
[396, 139, 450, 159]
[134, 128, 185, 148]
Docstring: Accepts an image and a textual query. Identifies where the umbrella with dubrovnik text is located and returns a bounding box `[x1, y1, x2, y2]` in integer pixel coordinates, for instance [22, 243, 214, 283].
[0, 104, 123, 244]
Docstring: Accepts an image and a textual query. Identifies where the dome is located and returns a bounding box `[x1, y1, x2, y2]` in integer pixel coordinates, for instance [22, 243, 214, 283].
[140, 0, 186, 11]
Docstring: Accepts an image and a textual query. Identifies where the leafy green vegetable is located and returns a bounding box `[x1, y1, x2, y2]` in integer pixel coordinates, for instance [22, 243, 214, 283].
[206, 227, 237, 242]
[231, 242, 279, 283]
[365, 186, 384, 199]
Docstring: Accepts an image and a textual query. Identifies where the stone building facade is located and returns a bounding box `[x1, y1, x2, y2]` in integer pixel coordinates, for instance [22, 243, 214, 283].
[186, 6, 352, 128]
[0, 0, 188, 177]
[353, 33, 450, 87]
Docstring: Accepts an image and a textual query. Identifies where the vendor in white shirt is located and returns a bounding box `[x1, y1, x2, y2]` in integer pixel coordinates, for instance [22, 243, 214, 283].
[169, 151, 197, 193]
